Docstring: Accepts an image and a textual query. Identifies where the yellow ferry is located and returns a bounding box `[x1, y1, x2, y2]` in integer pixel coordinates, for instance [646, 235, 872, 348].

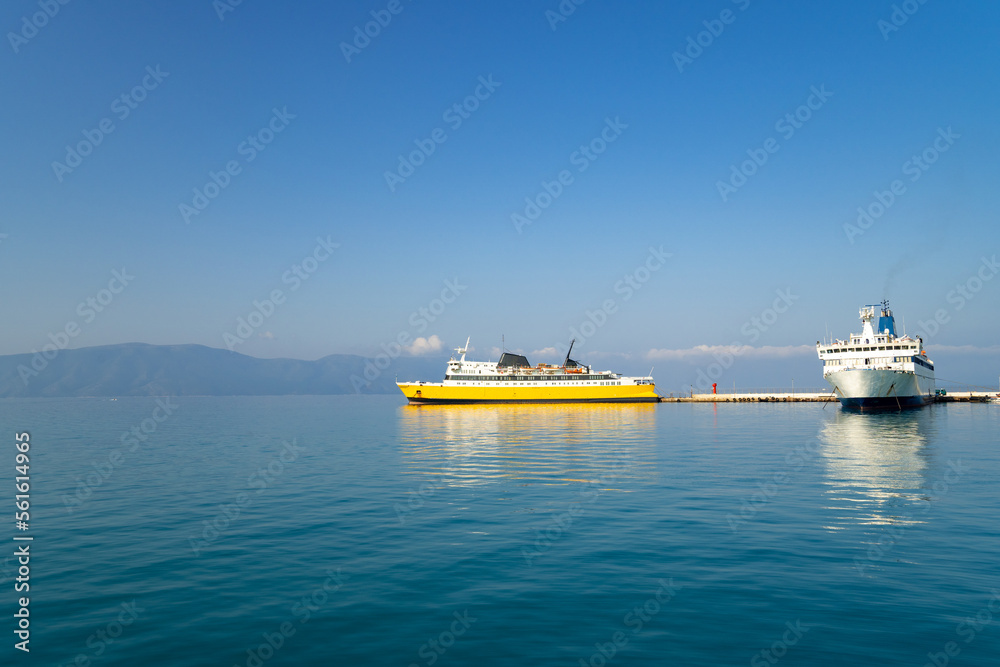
[397, 338, 659, 404]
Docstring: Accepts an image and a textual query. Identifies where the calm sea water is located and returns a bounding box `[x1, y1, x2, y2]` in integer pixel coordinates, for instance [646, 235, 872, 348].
[2, 396, 999, 666]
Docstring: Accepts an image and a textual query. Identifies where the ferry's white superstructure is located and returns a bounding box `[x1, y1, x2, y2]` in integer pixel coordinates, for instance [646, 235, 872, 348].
[397, 339, 659, 404]
[817, 303, 935, 409]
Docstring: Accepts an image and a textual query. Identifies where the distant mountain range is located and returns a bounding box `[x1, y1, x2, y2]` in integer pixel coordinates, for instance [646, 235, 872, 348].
[0, 343, 446, 397]
[3, 342, 994, 398]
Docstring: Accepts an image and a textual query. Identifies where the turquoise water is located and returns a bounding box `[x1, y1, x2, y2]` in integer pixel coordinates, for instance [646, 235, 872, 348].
[2, 396, 999, 666]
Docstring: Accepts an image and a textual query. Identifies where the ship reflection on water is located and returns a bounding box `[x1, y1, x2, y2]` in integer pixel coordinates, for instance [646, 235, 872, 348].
[397, 403, 658, 488]
[818, 407, 937, 530]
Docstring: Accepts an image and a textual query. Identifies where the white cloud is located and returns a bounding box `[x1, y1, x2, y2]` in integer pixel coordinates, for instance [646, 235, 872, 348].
[529, 346, 560, 359]
[258, 331, 275, 339]
[927, 344, 1000, 354]
[645, 344, 814, 361]
[406, 335, 444, 355]
[641, 343, 1000, 364]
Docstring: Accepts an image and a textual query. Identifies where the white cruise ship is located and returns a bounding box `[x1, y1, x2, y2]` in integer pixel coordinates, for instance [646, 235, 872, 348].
[817, 302, 935, 409]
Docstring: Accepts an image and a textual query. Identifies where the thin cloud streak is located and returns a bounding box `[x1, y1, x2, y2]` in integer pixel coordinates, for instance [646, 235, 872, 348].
[646, 344, 815, 361]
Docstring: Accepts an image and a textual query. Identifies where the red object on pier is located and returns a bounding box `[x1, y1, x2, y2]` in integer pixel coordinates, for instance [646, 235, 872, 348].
[712, 383, 717, 394]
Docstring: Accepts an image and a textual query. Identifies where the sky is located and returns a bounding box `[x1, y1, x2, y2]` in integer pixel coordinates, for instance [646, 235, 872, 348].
[2, 0, 999, 390]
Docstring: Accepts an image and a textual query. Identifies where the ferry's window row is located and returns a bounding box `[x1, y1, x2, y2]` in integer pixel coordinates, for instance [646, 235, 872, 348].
[821, 345, 917, 354]
[824, 356, 933, 368]
[446, 375, 612, 381]
[849, 337, 895, 344]
[451, 381, 623, 385]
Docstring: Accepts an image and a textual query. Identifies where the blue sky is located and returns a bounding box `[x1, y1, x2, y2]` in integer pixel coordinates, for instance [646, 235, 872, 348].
[2, 0, 999, 388]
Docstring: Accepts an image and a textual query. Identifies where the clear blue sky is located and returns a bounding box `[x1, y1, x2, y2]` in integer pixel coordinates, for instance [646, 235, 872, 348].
[2, 0, 998, 387]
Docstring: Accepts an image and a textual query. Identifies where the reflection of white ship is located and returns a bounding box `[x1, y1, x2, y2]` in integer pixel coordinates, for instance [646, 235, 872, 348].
[819, 410, 929, 528]
[817, 302, 935, 410]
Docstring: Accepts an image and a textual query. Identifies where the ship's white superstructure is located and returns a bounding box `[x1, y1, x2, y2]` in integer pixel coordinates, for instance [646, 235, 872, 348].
[817, 302, 935, 409]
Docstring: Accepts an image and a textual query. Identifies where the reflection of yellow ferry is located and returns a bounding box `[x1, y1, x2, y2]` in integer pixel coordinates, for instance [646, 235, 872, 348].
[396, 402, 658, 486]
[397, 338, 659, 404]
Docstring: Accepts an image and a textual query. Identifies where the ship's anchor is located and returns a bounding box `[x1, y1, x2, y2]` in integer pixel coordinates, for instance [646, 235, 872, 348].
[887, 382, 902, 411]
[826, 385, 844, 409]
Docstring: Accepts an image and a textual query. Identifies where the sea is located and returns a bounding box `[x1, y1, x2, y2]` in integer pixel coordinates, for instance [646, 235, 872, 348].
[2, 396, 998, 666]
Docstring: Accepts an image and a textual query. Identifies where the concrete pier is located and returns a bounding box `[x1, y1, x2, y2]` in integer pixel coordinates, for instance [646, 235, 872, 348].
[658, 391, 999, 404]
[935, 391, 999, 403]
[660, 392, 836, 403]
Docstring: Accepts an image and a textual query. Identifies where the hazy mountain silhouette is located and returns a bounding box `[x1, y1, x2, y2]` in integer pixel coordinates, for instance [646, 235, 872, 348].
[0, 343, 444, 397]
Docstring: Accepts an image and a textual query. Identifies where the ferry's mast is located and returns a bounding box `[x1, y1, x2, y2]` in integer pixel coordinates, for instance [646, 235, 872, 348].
[563, 339, 575, 367]
[454, 337, 470, 363]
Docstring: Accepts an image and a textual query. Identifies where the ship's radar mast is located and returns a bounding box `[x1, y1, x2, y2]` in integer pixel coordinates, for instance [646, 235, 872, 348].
[453, 337, 470, 363]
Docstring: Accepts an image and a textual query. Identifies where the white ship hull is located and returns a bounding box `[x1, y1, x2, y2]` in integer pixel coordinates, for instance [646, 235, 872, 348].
[824, 368, 935, 409]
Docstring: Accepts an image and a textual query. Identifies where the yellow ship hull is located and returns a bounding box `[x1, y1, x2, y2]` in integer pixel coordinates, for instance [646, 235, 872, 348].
[397, 382, 660, 404]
